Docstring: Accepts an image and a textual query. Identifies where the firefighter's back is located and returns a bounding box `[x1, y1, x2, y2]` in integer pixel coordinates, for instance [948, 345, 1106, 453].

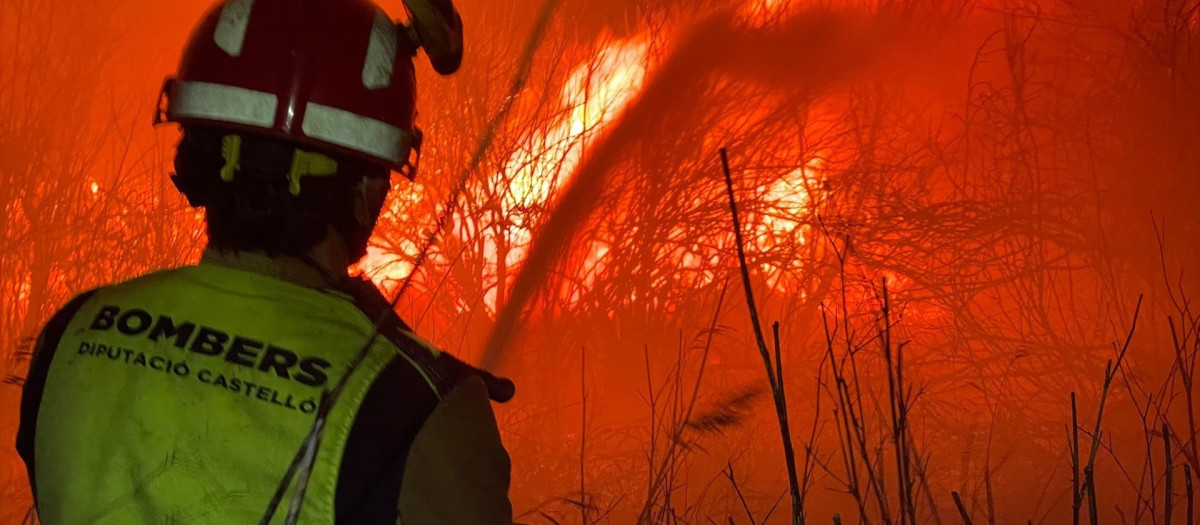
[23, 263, 410, 524]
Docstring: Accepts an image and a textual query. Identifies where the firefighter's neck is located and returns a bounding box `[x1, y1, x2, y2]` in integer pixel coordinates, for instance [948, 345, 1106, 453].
[301, 225, 352, 286]
[204, 226, 349, 289]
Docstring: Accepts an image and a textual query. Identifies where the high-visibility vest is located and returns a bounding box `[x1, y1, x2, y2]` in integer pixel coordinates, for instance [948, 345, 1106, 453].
[26, 263, 445, 524]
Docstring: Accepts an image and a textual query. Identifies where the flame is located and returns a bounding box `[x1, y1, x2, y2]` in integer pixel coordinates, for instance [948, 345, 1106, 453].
[483, 35, 652, 312]
[352, 35, 652, 311]
[503, 36, 650, 222]
[740, 0, 797, 27]
[663, 149, 821, 294]
[753, 156, 821, 290]
[356, 27, 823, 307]
[351, 179, 428, 293]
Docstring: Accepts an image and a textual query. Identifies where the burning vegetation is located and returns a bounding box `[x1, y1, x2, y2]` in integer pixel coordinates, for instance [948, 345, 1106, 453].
[1, 0, 1198, 523]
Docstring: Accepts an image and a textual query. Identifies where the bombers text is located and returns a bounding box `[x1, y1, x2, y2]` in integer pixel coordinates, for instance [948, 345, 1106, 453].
[88, 304, 330, 387]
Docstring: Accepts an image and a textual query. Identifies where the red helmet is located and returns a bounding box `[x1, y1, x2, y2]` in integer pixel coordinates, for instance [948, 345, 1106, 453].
[157, 0, 461, 179]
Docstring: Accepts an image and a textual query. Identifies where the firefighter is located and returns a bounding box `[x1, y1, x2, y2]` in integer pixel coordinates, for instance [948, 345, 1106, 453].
[16, 0, 513, 523]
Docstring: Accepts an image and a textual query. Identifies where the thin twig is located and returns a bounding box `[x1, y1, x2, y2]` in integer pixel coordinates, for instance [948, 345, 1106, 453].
[881, 279, 917, 525]
[724, 462, 758, 525]
[1087, 295, 1144, 468]
[1184, 464, 1193, 525]
[951, 491, 975, 525]
[1085, 466, 1098, 525]
[1070, 392, 1082, 525]
[580, 345, 588, 525]
[1079, 295, 1144, 525]
[719, 147, 803, 525]
[1165, 423, 1173, 525]
[637, 284, 729, 522]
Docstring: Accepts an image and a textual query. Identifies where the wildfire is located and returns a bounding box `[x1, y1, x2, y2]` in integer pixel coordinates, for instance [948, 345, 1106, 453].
[740, 0, 797, 26]
[484, 35, 651, 310]
[753, 157, 821, 289]
[664, 156, 820, 294]
[351, 179, 428, 294]
[356, 17, 828, 309]
[501, 36, 651, 238]
[353, 35, 652, 308]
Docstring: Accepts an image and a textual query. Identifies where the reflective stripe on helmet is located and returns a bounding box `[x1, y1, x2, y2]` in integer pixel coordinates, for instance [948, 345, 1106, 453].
[163, 0, 423, 174]
[362, 11, 398, 89]
[169, 80, 278, 129]
[302, 102, 409, 163]
[214, 0, 254, 57]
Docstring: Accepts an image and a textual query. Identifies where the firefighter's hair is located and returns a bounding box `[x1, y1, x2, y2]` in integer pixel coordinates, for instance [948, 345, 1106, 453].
[171, 126, 387, 258]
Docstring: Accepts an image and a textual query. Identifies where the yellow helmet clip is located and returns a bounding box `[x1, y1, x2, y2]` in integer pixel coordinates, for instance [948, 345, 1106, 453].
[220, 135, 241, 182]
[219, 134, 338, 195]
[287, 149, 339, 196]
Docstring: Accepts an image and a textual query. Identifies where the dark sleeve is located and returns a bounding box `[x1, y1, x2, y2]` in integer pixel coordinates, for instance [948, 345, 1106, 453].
[17, 290, 97, 498]
[334, 342, 511, 524]
[397, 375, 512, 525]
[335, 277, 511, 523]
[336, 357, 440, 525]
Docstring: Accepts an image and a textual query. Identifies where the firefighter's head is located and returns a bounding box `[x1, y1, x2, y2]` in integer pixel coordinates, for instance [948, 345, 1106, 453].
[171, 126, 393, 261]
[157, 0, 460, 263]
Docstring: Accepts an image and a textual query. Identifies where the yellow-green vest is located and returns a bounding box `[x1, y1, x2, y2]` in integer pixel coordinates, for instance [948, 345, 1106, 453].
[30, 264, 441, 524]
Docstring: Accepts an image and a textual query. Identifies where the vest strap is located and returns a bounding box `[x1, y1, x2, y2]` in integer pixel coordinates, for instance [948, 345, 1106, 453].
[338, 277, 515, 402]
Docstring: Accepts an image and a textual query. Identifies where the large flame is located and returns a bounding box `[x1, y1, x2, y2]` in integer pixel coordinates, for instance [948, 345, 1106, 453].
[505, 37, 651, 214]
[354, 35, 653, 311]
[355, 26, 826, 309]
[351, 180, 429, 295]
[484, 36, 651, 311]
